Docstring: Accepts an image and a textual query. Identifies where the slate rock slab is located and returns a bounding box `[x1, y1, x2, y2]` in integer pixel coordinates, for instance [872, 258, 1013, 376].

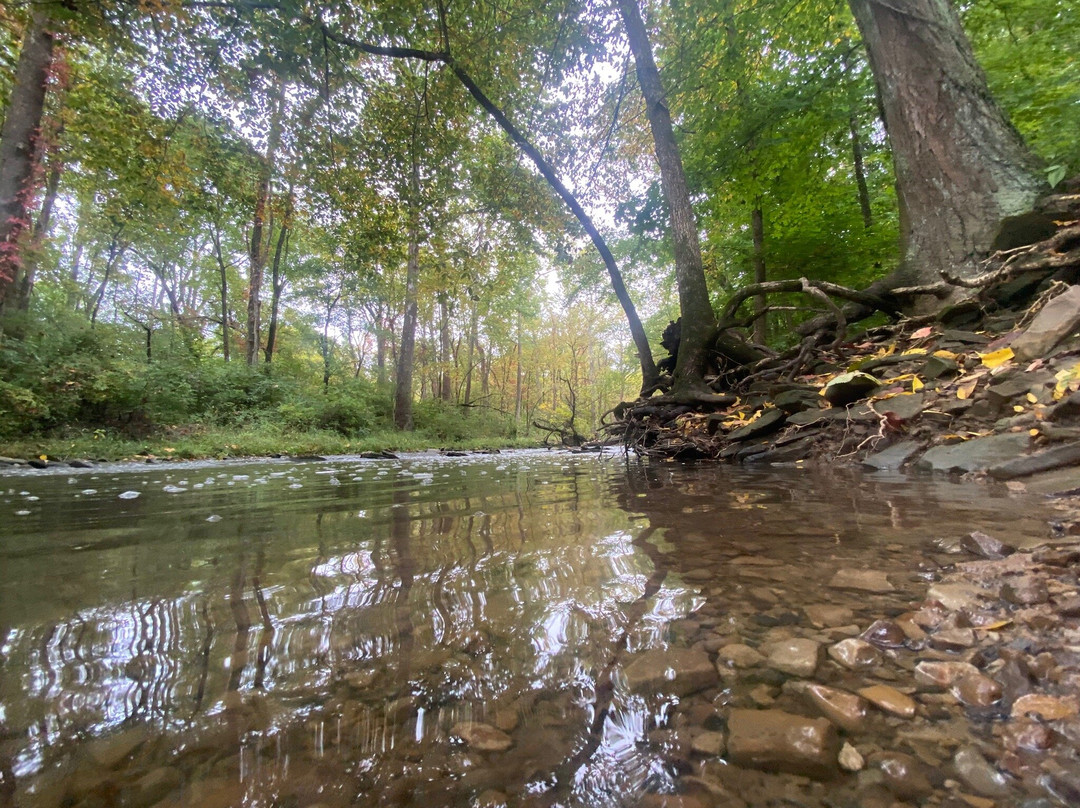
[622, 649, 718, 697]
[987, 441, 1080, 480]
[916, 432, 1030, 473]
[1012, 284, 1080, 360]
[726, 708, 840, 779]
[727, 408, 786, 441]
[863, 440, 923, 471]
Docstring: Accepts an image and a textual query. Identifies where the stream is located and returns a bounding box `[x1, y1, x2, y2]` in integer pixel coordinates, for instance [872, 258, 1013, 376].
[0, 450, 1061, 807]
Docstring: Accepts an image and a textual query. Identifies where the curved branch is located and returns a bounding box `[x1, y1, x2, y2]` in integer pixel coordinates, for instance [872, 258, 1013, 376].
[318, 21, 660, 394]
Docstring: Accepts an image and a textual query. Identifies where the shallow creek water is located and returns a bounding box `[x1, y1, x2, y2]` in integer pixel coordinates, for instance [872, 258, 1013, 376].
[0, 451, 1061, 807]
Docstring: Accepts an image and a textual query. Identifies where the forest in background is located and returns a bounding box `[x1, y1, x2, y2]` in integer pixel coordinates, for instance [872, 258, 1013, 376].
[0, 0, 1075, 457]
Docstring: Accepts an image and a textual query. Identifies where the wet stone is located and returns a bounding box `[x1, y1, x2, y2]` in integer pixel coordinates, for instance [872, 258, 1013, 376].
[725, 708, 840, 779]
[828, 638, 882, 670]
[960, 530, 1016, 559]
[858, 685, 917, 719]
[1002, 719, 1056, 752]
[872, 751, 934, 800]
[690, 731, 726, 757]
[839, 742, 864, 772]
[860, 619, 907, 649]
[763, 638, 821, 677]
[451, 722, 514, 752]
[798, 683, 869, 733]
[717, 644, 765, 669]
[927, 582, 990, 611]
[828, 568, 895, 593]
[1001, 576, 1049, 605]
[951, 674, 1003, 707]
[1011, 693, 1080, 720]
[930, 627, 977, 651]
[953, 745, 1010, 797]
[914, 660, 980, 690]
[917, 432, 1031, 474]
[804, 604, 855, 627]
[623, 648, 718, 697]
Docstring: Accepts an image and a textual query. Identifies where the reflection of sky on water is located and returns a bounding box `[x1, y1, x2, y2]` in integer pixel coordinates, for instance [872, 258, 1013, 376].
[0, 451, 1054, 805]
[1, 451, 705, 801]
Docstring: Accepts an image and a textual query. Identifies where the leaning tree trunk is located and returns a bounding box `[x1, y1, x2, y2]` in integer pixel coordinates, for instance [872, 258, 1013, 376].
[0, 6, 55, 319]
[618, 0, 718, 399]
[847, 0, 1043, 288]
[751, 205, 767, 344]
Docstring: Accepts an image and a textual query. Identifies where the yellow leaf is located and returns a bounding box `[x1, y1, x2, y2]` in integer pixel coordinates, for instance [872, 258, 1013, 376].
[933, 350, 958, 360]
[163, 447, 175, 453]
[1030, 428, 1041, 436]
[903, 348, 928, 356]
[979, 347, 1015, 369]
[1013, 405, 1025, 413]
[38, 454, 47, 461]
[1026, 393, 1038, 403]
[957, 376, 979, 400]
[977, 619, 1013, 631]
[912, 377, 924, 392]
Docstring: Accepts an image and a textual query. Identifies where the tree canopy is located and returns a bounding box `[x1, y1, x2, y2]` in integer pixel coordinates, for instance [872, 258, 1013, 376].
[0, 0, 1074, 446]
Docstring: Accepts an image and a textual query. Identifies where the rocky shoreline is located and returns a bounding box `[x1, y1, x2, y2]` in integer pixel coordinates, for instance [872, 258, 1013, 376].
[611, 523, 1080, 808]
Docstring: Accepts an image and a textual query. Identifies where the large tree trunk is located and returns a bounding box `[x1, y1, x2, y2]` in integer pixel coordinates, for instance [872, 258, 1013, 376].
[394, 144, 422, 430]
[0, 6, 55, 319]
[847, 0, 1043, 287]
[245, 79, 285, 365]
[617, 0, 718, 399]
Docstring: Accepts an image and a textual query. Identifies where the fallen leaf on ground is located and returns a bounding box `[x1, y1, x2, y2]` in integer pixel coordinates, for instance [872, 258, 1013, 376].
[979, 347, 1015, 369]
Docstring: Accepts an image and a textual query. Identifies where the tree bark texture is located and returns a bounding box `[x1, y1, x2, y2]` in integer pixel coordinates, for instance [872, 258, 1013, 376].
[264, 209, 290, 364]
[0, 7, 55, 318]
[245, 79, 285, 365]
[394, 145, 422, 430]
[751, 206, 767, 344]
[848, 0, 1043, 285]
[617, 0, 718, 395]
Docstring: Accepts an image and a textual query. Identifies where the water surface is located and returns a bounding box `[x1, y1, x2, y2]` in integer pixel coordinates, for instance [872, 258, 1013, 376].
[0, 451, 1053, 807]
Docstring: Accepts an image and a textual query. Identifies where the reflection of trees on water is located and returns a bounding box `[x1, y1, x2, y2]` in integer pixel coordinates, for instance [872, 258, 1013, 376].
[0, 456, 713, 805]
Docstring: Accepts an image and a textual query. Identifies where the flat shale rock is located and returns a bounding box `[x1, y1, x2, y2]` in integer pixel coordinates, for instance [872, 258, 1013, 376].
[763, 638, 821, 677]
[798, 683, 870, 733]
[727, 408, 786, 441]
[858, 685, 917, 718]
[725, 708, 840, 779]
[622, 648, 718, 696]
[1010, 693, 1080, 720]
[960, 530, 1016, 558]
[451, 722, 514, 752]
[916, 432, 1030, 473]
[804, 604, 855, 627]
[914, 661, 981, 690]
[717, 644, 765, 669]
[1011, 284, 1080, 360]
[988, 440, 1080, 480]
[828, 568, 895, 593]
[863, 440, 923, 471]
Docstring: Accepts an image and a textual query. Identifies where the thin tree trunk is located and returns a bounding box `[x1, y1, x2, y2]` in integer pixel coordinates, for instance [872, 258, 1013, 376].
[617, 0, 718, 399]
[514, 313, 523, 436]
[847, 0, 1043, 287]
[751, 205, 767, 344]
[439, 298, 452, 401]
[263, 202, 291, 364]
[322, 27, 658, 394]
[0, 6, 55, 318]
[15, 152, 62, 311]
[394, 138, 422, 430]
[463, 301, 478, 405]
[849, 116, 873, 229]
[211, 225, 231, 362]
[245, 79, 285, 365]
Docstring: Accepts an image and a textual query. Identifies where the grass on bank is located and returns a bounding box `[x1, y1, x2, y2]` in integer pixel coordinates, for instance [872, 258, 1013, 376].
[0, 424, 545, 463]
